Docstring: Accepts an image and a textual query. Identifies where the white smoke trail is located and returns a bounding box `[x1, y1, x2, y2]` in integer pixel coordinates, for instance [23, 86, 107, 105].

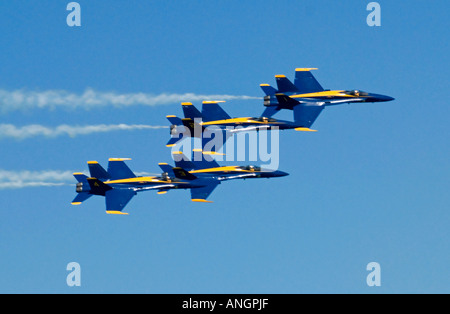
[0, 88, 258, 113]
[0, 123, 168, 140]
[0, 169, 75, 190]
[0, 169, 163, 190]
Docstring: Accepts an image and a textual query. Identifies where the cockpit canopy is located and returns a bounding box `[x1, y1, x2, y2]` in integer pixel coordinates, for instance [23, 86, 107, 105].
[238, 165, 262, 172]
[252, 117, 278, 123]
[344, 90, 369, 97]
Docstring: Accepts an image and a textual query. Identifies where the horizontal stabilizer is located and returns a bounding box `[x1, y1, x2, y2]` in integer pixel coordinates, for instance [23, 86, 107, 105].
[105, 189, 136, 214]
[108, 158, 136, 180]
[173, 167, 197, 180]
[166, 136, 181, 148]
[71, 192, 92, 205]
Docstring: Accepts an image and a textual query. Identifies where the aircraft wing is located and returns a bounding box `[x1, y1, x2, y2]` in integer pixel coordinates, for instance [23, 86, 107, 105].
[191, 181, 220, 202]
[105, 189, 137, 215]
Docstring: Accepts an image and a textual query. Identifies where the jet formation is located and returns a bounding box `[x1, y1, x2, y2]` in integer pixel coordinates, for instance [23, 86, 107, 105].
[166, 68, 394, 150]
[72, 152, 287, 214]
[72, 68, 394, 214]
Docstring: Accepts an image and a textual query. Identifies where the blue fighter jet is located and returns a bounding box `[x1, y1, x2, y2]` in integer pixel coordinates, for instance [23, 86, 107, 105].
[260, 68, 395, 117]
[166, 100, 320, 150]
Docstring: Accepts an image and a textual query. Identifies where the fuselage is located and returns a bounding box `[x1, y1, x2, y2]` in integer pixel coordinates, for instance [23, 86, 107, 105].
[288, 89, 394, 104]
[93, 165, 288, 193]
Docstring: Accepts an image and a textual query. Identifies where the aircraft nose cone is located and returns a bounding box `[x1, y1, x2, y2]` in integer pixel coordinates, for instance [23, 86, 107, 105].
[274, 170, 289, 177]
[369, 93, 395, 102]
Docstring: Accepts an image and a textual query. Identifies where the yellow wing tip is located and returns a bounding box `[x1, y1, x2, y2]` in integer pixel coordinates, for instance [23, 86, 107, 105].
[203, 101, 226, 104]
[106, 211, 129, 215]
[166, 144, 176, 148]
[260, 84, 270, 87]
[73, 172, 84, 175]
[295, 128, 318, 132]
[192, 199, 213, 203]
[109, 158, 132, 161]
[203, 151, 225, 156]
[71, 202, 82, 206]
[181, 102, 193, 106]
[87, 161, 98, 165]
[275, 75, 286, 78]
[157, 191, 168, 195]
[295, 68, 318, 71]
[166, 115, 176, 118]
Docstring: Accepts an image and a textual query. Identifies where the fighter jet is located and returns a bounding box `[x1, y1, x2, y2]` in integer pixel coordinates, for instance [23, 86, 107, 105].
[260, 68, 395, 117]
[166, 100, 320, 150]
[71, 153, 288, 215]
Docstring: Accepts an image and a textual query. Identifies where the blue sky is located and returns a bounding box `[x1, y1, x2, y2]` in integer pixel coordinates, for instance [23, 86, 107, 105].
[0, 0, 449, 293]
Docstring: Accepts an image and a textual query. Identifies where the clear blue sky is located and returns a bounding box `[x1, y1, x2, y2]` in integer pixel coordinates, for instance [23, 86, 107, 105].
[0, 0, 448, 293]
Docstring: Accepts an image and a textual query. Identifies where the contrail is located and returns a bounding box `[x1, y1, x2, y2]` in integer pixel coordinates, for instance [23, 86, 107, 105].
[0, 88, 258, 113]
[0, 123, 168, 140]
[0, 169, 74, 190]
[0, 169, 162, 190]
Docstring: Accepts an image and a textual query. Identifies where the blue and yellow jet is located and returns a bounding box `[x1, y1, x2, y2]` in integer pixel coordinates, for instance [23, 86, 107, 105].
[260, 68, 395, 117]
[166, 100, 320, 149]
[71, 153, 288, 215]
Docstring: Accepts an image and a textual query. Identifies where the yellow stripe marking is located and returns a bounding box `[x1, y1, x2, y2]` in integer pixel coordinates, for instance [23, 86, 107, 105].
[295, 68, 318, 71]
[275, 75, 286, 78]
[87, 161, 98, 165]
[192, 199, 213, 203]
[290, 90, 349, 98]
[106, 211, 129, 215]
[109, 158, 132, 161]
[295, 128, 317, 132]
[203, 101, 226, 104]
[71, 202, 82, 205]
